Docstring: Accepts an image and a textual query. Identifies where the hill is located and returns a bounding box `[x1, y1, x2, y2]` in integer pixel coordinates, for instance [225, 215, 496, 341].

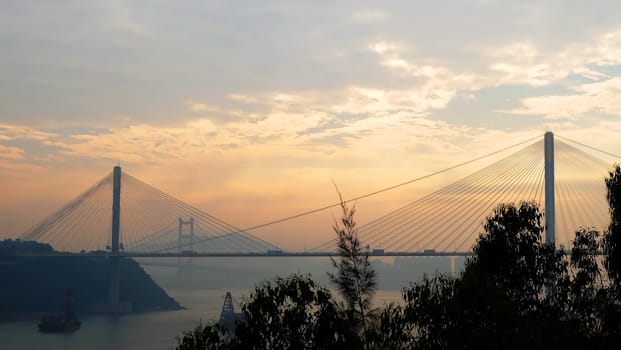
[0, 239, 182, 322]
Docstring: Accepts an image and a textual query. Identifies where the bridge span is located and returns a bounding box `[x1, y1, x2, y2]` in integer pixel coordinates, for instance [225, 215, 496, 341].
[14, 132, 620, 313]
[17, 250, 471, 258]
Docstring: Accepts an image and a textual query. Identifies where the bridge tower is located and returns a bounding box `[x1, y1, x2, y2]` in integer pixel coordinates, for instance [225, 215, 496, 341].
[178, 217, 195, 253]
[109, 165, 122, 312]
[177, 217, 195, 271]
[544, 132, 555, 245]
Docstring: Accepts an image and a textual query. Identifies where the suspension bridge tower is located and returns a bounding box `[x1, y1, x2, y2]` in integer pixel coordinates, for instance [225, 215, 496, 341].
[544, 132, 555, 245]
[177, 217, 195, 272]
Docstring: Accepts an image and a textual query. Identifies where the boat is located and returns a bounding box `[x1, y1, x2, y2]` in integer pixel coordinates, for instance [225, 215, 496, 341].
[38, 315, 81, 333]
[38, 289, 81, 333]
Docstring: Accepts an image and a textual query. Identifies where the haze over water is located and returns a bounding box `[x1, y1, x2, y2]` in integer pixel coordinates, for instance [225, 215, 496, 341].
[0, 258, 412, 350]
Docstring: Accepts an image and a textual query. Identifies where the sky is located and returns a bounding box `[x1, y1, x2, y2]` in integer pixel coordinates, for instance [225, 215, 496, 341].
[2, 1, 621, 249]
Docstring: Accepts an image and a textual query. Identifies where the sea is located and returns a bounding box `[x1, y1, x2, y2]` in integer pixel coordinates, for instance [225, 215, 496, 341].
[0, 260, 406, 350]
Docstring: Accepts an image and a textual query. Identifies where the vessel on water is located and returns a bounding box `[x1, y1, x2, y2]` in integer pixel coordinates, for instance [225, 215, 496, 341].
[38, 289, 81, 333]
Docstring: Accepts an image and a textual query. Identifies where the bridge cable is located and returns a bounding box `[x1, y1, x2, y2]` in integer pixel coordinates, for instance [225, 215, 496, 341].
[556, 135, 621, 160]
[228, 135, 542, 236]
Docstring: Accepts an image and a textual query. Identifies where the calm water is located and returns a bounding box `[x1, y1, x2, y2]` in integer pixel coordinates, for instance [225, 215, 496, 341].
[0, 287, 402, 349]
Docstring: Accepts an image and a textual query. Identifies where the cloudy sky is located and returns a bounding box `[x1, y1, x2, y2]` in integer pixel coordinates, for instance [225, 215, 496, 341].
[2, 1, 621, 248]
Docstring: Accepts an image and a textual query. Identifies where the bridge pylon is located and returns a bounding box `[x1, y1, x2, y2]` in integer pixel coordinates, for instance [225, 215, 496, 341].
[105, 165, 131, 314]
[109, 165, 122, 312]
[544, 132, 555, 245]
[178, 217, 195, 254]
[177, 217, 195, 272]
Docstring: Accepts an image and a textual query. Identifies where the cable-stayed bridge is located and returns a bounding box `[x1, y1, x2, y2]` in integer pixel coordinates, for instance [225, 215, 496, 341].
[15, 132, 619, 312]
[21, 169, 280, 255]
[19, 132, 617, 257]
[314, 133, 612, 253]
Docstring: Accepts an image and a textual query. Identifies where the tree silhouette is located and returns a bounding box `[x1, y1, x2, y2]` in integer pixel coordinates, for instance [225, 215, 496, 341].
[236, 274, 354, 349]
[601, 164, 621, 341]
[569, 227, 605, 339]
[403, 274, 459, 349]
[604, 164, 621, 283]
[399, 202, 572, 349]
[364, 302, 413, 350]
[327, 190, 377, 335]
[176, 274, 356, 350]
[177, 323, 231, 350]
[466, 202, 565, 314]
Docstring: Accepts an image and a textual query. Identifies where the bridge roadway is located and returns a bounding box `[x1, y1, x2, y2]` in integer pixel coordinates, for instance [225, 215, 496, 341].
[17, 251, 472, 258]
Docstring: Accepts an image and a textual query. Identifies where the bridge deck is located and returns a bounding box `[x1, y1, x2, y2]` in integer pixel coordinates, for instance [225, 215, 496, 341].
[16, 251, 471, 258]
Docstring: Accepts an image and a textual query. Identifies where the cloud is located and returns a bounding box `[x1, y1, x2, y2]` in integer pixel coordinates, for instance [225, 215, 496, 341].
[487, 42, 558, 86]
[187, 101, 220, 113]
[349, 9, 387, 23]
[3, 1, 621, 131]
[500, 76, 621, 119]
[369, 28, 621, 92]
[3, 1, 621, 246]
[102, 0, 150, 37]
[1, 111, 619, 247]
[0, 144, 24, 160]
[363, 29, 621, 127]
[368, 40, 402, 54]
[0, 124, 56, 142]
[487, 30, 621, 87]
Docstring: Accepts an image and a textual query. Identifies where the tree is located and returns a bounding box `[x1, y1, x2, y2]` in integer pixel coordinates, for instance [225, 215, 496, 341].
[465, 202, 565, 314]
[604, 164, 621, 283]
[402, 274, 458, 349]
[398, 202, 572, 349]
[235, 274, 354, 349]
[176, 274, 354, 350]
[364, 302, 413, 350]
[601, 164, 621, 342]
[177, 323, 232, 350]
[569, 228, 605, 339]
[327, 191, 377, 335]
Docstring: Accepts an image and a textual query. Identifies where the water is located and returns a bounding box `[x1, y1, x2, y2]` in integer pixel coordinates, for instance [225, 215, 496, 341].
[0, 288, 225, 350]
[0, 287, 402, 349]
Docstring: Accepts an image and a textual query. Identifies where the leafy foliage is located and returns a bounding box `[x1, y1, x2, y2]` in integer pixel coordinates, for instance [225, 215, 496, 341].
[234, 274, 354, 349]
[601, 164, 621, 340]
[395, 203, 569, 349]
[177, 323, 232, 350]
[569, 228, 605, 338]
[604, 164, 621, 283]
[327, 192, 377, 333]
[176, 274, 358, 350]
[364, 302, 413, 350]
[466, 202, 565, 314]
[403, 274, 458, 349]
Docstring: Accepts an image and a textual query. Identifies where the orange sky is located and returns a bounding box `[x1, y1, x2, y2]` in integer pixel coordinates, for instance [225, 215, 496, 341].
[2, 2, 621, 250]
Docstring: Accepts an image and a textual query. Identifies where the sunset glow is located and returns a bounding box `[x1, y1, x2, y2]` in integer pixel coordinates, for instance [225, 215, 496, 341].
[2, 2, 621, 250]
